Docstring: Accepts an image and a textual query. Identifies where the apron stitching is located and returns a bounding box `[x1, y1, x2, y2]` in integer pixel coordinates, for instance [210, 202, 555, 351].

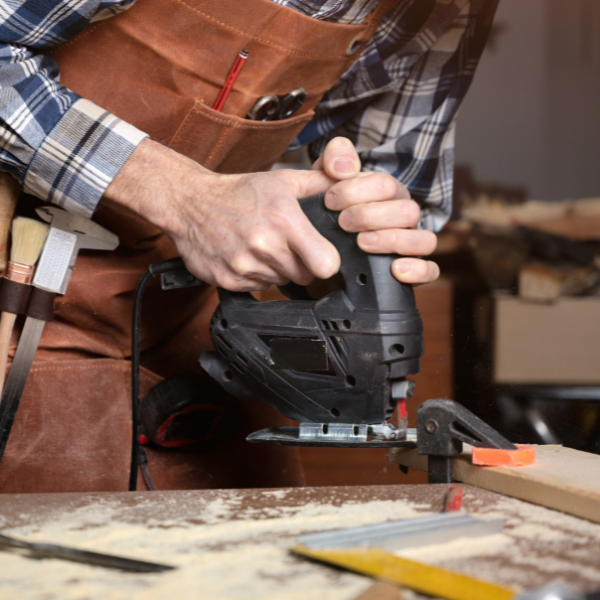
[193, 104, 313, 129]
[169, 102, 314, 149]
[172, 0, 367, 61]
[30, 362, 129, 373]
[46, 22, 104, 55]
[168, 100, 205, 148]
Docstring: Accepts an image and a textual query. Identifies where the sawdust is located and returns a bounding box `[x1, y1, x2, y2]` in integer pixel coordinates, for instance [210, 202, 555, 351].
[394, 492, 600, 593]
[3, 488, 600, 600]
[0, 491, 430, 600]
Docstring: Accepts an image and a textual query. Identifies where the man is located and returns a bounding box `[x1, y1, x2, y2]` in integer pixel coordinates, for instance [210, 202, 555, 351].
[0, 0, 497, 492]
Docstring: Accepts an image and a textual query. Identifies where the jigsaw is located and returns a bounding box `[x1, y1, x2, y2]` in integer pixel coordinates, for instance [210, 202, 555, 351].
[154, 193, 517, 484]
[200, 193, 422, 448]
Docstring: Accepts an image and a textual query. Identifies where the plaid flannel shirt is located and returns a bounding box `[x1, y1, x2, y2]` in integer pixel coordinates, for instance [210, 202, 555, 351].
[0, 0, 496, 229]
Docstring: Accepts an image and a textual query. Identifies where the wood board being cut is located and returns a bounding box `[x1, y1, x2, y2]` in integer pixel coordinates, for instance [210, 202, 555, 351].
[387, 444, 600, 524]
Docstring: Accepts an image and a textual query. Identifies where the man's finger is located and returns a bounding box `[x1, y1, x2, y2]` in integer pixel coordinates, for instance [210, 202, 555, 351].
[324, 172, 411, 211]
[357, 228, 437, 256]
[290, 168, 336, 199]
[340, 199, 422, 233]
[288, 216, 341, 280]
[312, 137, 361, 180]
[391, 258, 440, 285]
[255, 245, 316, 286]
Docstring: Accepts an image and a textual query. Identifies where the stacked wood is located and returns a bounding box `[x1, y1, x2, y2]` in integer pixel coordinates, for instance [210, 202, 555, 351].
[519, 262, 600, 302]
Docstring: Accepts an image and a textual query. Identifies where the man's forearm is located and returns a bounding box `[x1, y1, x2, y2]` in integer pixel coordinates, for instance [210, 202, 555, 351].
[103, 137, 439, 292]
[103, 138, 214, 238]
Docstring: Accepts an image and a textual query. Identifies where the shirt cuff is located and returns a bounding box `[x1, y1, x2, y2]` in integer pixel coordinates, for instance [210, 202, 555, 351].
[23, 98, 147, 218]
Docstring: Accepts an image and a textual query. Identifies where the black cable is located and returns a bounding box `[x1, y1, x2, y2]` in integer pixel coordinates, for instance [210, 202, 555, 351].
[139, 447, 156, 491]
[129, 269, 152, 492]
[129, 257, 191, 492]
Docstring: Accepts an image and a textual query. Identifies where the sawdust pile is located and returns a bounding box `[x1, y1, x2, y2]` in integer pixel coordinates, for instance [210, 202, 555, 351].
[2, 487, 600, 600]
[0, 490, 428, 600]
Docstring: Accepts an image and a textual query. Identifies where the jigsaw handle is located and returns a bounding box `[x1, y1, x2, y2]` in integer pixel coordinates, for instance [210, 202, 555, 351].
[292, 193, 418, 312]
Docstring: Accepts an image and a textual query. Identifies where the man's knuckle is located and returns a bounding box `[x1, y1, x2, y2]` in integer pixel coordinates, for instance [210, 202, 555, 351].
[379, 174, 399, 197]
[423, 231, 438, 254]
[350, 204, 376, 231]
[397, 182, 411, 199]
[269, 205, 296, 231]
[386, 229, 401, 250]
[428, 260, 441, 280]
[247, 231, 272, 255]
[401, 200, 421, 224]
[229, 255, 253, 277]
[398, 230, 418, 253]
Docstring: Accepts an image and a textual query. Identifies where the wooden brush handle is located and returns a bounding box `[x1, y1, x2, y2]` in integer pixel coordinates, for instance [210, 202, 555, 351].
[0, 173, 20, 273]
[0, 311, 17, 395]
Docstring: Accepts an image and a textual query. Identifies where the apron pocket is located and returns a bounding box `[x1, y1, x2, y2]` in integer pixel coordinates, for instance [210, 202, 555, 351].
[168, 100, 315, 174]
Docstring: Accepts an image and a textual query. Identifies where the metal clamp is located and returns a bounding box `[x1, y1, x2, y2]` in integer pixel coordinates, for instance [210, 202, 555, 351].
[417, 398, 517, 484]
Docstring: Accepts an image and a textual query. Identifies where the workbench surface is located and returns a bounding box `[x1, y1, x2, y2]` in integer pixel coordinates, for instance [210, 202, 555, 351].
[0, 484, 599, 599]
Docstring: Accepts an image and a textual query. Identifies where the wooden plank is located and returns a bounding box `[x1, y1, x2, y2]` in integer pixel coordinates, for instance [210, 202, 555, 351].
[351, 582, 404, 600]
[519, 262, 599, 302]
[387, 445, 600, 524]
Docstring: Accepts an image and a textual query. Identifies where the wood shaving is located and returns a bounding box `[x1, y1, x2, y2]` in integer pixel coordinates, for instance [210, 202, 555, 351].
[0, 492, 428, 600]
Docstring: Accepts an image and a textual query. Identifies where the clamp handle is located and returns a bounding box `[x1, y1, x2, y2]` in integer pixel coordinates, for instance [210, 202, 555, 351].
[417, 398, 517, 484]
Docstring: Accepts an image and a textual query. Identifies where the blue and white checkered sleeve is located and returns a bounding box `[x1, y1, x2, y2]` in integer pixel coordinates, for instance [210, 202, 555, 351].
[296, 0, 497, 233]
[0, 0, 144, 217]
[24, 99, 147, 218]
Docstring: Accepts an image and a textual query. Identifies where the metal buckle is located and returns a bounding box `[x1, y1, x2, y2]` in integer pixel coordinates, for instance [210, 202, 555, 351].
[346, 33, 364, 56]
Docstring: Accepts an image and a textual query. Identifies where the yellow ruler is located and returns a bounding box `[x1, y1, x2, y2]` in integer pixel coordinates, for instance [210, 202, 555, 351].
[293, 545, 516, 600]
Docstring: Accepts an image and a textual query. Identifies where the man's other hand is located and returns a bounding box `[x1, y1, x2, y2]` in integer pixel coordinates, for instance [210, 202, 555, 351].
[312, 137, 439, 286]
[104, 136, 439, 291]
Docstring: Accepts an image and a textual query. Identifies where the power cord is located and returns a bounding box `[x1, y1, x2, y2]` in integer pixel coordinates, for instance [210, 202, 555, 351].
[129, 257, 200, 491]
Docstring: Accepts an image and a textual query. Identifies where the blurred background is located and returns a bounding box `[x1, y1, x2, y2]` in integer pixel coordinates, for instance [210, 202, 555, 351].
[457, 0, 600, 201]
[271, 0, 600, 487]
[447, 0, 600, 452]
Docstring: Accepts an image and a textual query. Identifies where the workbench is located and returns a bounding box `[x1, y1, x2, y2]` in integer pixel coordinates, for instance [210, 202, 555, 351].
[1, 484, 599, 599]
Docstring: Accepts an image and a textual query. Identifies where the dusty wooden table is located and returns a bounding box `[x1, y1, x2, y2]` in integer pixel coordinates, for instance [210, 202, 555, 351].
[0, 484, 599, 599]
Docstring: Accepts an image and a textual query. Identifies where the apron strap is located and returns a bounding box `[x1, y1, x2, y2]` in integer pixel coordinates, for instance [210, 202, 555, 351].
[357, 0, 399, 44]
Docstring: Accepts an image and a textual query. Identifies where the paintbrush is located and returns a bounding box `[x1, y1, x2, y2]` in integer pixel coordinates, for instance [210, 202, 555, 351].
[0, 173, 19, 273]
[0, 217, 49, 394]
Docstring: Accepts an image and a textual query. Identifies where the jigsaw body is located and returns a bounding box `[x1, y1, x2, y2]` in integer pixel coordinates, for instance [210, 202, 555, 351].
[200, 194, 424, 446]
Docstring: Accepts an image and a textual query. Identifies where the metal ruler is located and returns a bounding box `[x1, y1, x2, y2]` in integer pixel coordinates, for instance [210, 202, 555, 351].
[293, 545, 516, 600]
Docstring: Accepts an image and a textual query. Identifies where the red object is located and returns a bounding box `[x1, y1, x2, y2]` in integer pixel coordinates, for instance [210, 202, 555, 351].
[212, 49, 249, 112]
[155, 403, 224, 448]
[471, 444, 536, 467]
[444, 486, 463, 512]
[139, 434, 149, 445]
[397, 399, 407, 422]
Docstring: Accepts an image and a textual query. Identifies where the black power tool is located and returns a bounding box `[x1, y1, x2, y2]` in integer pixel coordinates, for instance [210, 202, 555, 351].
[133, 195, 518, 487]
[200, 194, 423, 448]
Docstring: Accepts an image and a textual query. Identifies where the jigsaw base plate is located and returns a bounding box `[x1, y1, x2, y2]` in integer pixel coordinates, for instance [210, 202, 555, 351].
[246, 426, 418, 448]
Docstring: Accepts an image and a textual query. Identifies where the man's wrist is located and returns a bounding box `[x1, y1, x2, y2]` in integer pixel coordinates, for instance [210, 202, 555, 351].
[103, 138, 214, 237]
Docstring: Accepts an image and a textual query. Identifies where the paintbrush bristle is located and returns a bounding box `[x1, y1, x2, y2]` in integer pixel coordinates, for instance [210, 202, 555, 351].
[10, 217, 49, 267]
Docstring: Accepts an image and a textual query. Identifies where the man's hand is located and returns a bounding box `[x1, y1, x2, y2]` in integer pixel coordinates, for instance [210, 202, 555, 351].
[313, 137, 439, 285]
[103, 137, 439, 291]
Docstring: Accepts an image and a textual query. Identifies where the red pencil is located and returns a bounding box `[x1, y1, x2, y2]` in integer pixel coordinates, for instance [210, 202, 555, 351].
[213, 49, 249, 112]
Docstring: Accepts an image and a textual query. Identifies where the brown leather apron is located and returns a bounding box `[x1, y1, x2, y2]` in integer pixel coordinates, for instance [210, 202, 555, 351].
[0, 0, 396, 493]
